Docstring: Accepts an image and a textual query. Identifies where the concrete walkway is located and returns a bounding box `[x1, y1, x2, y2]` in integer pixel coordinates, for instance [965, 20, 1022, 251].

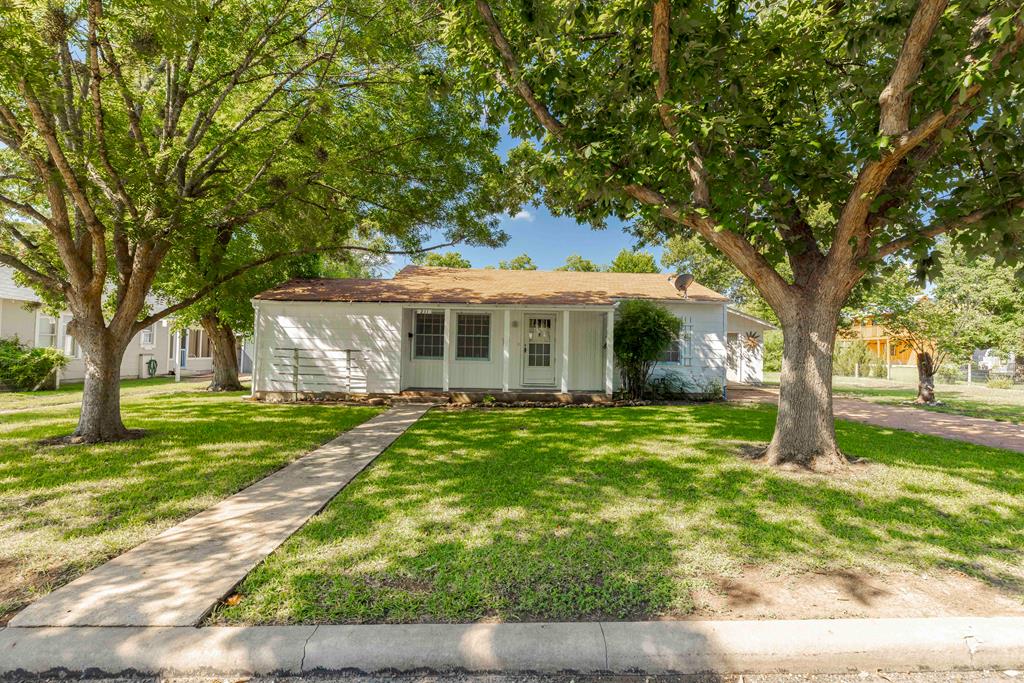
[2, 617, 1023, 675]
[729, 386, 1024, 453]
[9, 404, 432, 628]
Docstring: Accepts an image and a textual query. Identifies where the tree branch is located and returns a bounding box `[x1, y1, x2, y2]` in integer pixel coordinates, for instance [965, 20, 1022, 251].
[878, 0, 949, 136]
[134, 239, 464, 332]
[475, 0, 565, 137]
[877, 198, 1024, 258]
[0, 250, 64, 296]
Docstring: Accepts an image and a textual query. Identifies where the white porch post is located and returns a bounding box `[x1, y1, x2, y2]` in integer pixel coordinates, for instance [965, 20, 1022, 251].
[604, 308, 614, 396]
[502, 309, 511, 393]
[560, 310, 570, 394]
[174, 330, 181, 383]
[722, 303, 728, 399]
[442, 308, 451, 392]
[250, 305, 260, 397]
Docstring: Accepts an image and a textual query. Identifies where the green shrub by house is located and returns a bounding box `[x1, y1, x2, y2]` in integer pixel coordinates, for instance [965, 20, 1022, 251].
[0, 337, 68, 391]
[613, 300, 678, 400]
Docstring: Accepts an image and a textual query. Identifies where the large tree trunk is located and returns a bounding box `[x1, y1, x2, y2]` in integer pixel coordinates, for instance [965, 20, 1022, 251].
[915, 350, 936, 403]
[764, 303, 848, 471]
[73, 330, 134, 442]
[201, 311, 243, 392]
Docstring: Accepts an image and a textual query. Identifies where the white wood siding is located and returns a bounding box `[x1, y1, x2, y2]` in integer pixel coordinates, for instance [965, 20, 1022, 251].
[643, 302, 728, 392]
[727, 313, 768, 384]
[254, 300, 729, 395]
[254, 301, 403, 394]
[569, 311, 606, 391]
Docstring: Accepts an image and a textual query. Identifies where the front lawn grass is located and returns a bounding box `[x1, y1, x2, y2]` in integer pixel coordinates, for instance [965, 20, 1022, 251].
[0, 376, 185, 411]
[212, 403, 1024, 625]
[0, 382, 381, 622]
[832, 385, 1024, 424]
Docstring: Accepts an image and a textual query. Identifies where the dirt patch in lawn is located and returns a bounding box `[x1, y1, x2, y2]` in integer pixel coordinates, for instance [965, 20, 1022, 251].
[688, 566, 1024, 620]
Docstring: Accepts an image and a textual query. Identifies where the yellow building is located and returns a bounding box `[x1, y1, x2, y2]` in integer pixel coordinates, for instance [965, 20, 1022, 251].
[844, 316, 920, 365]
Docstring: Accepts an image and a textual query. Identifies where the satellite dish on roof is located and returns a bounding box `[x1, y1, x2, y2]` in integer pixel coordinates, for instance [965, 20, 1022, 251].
[672, 273, 695, 298]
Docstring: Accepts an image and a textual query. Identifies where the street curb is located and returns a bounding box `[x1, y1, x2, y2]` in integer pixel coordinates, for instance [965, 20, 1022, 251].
[2, 617, 1023, 676]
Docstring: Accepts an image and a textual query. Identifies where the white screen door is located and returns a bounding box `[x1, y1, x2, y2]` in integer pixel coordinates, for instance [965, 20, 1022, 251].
[523, 315, 556, 386]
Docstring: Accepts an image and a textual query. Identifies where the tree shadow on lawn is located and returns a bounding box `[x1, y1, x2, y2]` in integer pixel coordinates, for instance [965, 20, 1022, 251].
[0, 390, 381, 621]
[216, 403, 1024, 624]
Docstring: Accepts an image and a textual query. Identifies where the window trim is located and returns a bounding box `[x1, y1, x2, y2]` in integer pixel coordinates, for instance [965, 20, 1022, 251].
[140, 324, 156, 348]
[455, 312, 491, 361]
[35, 311, 58, 349]
[413, 310, 445, 360]
[657, 317, 694, 366]
[60, 313, 81, 358]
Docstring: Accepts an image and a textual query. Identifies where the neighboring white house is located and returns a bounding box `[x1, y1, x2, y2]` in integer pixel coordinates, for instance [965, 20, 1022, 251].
[0, 266, 216, 382]
[250, 266, 773, 400]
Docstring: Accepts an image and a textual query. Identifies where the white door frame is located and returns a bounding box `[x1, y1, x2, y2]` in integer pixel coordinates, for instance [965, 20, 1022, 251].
[521, 312, 557, 386]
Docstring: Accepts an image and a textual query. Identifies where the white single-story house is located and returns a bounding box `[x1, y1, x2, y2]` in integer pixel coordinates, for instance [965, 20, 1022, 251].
[0, 266, 219, 383]
[250, 266, 774, 401]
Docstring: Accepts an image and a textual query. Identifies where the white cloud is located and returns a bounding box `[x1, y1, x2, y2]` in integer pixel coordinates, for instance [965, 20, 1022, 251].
[511, 209, 534, 222]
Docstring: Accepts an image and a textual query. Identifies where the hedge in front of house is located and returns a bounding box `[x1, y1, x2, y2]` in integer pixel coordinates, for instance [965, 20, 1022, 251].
[0, 337, 69, 391]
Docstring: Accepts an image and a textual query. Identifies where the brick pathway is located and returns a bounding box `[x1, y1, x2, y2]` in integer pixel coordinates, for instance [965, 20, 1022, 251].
[728, 386, 1024, 454]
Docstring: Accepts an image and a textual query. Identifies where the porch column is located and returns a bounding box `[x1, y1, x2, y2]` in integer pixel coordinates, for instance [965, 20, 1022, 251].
[604, 309, 614, 396]
[502, 309, 511, 393]
[560, 311, 570, 393]
[250, 307, 260, 397]
[442, 308, 451, 392]
[174, 330, 181, 383]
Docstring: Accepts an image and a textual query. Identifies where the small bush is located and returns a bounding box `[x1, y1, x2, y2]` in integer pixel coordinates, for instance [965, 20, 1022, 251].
[614, 300, 679, 400]
[936, 364, 962, 384]
[833, 340, 884, 378]
[647, 373, 722, 401]
[987, 377, 1013, 390]
[0, 337, 69, 391]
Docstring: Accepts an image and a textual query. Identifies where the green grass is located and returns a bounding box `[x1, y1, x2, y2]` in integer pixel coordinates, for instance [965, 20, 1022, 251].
[0, 382, 382, 622]
[211, 403, 1024, 625]
[829, 382, 1024, 424]
[762, 373, 1024, 424]
[0, 376, 184, 411]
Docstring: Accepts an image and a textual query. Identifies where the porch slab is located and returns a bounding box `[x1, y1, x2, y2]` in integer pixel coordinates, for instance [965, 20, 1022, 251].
[8, 404, 431, 628]
[400, 389, 613, 404]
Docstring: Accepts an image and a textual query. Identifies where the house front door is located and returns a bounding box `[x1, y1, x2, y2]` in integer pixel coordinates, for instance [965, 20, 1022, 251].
[522, 315, 556, 386]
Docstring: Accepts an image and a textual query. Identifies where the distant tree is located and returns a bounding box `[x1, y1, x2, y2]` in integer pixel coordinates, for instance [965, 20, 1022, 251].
[608, 249, 659, 273]
[498, 254, 537, 270]
[558, 254, 601, 272]
[933, 250, 1024, 370]
[613, 300, 678, 399]
[419, 251, 472, 268]
[854, 265, 978, 403]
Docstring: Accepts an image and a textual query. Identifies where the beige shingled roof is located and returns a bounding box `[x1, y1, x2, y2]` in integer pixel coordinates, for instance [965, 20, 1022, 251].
[254, 265, 728, 305]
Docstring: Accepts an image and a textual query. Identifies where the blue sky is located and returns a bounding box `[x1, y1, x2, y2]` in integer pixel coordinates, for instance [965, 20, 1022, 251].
[383, 131, 665, 276]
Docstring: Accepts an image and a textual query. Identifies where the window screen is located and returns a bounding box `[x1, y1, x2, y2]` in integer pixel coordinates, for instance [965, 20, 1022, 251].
[36, 315, 57, 348]
[658, 319, 694, 365]
[414, 312, 445, 359]
[456, 313, 490, 360]
[658, 320, 681, 363]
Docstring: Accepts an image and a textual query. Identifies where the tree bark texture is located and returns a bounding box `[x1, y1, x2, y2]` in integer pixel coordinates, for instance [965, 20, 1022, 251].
[201, 311, 243, 391]
[915, 350, 936, 403]
[764, 301, 848, 471]
[73, 327, 133, 442]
